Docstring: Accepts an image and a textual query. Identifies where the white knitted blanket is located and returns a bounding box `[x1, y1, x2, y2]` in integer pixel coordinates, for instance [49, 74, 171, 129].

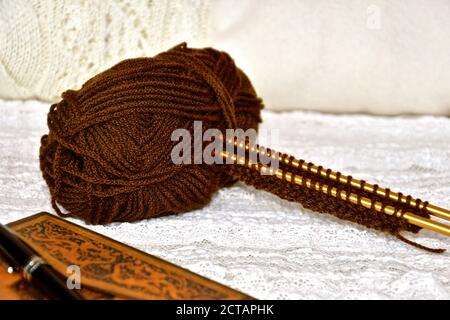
[1, 99, 449, 299]
[0, 0, 210, 101]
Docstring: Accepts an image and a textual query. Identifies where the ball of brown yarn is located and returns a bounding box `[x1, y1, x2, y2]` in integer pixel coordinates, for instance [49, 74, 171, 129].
[40, 43, 263, 224]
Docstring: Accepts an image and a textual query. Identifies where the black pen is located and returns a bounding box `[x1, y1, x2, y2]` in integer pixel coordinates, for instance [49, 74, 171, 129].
[0, 223, 83, 300]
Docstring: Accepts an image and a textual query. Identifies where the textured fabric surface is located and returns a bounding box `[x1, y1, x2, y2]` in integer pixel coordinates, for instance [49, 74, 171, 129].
[1, 99, 449, 299]
[211, 0, 450, 115]
[0, 0, 211, 101]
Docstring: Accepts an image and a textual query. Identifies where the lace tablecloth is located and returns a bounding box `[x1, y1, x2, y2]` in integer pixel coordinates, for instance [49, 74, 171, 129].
[1, 99, 449, 299]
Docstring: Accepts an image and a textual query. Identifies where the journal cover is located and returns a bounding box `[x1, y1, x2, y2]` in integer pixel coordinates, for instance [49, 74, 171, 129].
[0, 212, 253, 300]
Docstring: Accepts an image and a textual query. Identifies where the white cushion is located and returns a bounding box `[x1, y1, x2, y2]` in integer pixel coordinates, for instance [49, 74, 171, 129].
[0, 0, 211, 101]
[211, 0, 450, 115]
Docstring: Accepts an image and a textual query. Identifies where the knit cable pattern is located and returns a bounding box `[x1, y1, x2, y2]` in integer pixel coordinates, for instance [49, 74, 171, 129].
[0, 0, 211, 101]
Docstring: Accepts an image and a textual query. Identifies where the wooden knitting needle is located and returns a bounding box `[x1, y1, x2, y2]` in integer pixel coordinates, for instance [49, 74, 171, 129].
[221, 150, 450, 237]
[229, 139, 450, 223]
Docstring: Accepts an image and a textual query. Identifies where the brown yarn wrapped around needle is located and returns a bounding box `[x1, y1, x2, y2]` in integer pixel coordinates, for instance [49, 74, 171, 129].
[40, 43, 440, 251]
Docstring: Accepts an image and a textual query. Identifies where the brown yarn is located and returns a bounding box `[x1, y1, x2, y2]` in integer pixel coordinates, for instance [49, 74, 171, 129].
[226, 149, 443, 253]
[226, 144, 445, 253]
[39, 43, 440, 251]
[40, 43, 262, 224]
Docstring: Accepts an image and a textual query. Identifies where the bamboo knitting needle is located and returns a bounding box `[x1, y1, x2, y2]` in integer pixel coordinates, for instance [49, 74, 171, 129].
[221, 147, 450, 237]
[229, 139, 450, 223]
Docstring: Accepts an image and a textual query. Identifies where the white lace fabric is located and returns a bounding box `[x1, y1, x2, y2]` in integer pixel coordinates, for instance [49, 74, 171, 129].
[0, 99, 449, 299]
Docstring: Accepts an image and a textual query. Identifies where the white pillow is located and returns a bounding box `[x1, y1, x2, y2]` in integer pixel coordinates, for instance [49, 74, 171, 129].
[211, 0, 450, 115]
